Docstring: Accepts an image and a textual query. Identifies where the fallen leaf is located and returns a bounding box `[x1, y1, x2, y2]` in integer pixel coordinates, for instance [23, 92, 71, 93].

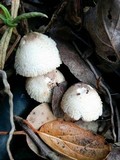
[56, 39, 96, 87]
[38, 120, 111, 160]
[26, 103, 56, 156]
[85, 0, 120, 71]
[52, 81, 68, 118]
[27, 103, 56, 129]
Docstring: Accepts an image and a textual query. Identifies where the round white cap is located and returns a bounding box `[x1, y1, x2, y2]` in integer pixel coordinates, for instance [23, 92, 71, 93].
[61, 83, 103, 122]
[14, 32, 62, 77]
[26, 70, 65, 103]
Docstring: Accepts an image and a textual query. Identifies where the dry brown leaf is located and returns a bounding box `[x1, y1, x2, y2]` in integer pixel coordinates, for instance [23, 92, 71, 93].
[26, 103, 56, 156]
[38, 120, 111, 160]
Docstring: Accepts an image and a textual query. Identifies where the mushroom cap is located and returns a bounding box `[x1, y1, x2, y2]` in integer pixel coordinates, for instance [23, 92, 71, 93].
[26, 70, 65, 103]
[61, 83, 103, 122]
[14, 32, 62, 77]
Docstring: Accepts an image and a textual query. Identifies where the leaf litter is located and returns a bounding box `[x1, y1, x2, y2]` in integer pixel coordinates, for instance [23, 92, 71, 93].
[0, 0, 120, 160]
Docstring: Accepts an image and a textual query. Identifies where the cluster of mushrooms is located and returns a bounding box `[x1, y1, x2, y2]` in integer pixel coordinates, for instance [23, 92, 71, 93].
[14, 32, 103, 122]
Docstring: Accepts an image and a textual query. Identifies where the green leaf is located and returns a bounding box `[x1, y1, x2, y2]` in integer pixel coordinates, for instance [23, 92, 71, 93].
[13, 12, 48, 24]
[0, 4, 11, 19]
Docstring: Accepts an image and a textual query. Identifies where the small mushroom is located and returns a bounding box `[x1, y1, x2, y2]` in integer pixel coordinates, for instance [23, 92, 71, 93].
[14, 32, 62, 77]
[61, 83, 103, 122]
[26, 69, 65, 103]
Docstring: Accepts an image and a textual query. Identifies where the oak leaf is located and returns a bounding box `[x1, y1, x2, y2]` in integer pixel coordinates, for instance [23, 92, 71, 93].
[38, 120, 111, 160]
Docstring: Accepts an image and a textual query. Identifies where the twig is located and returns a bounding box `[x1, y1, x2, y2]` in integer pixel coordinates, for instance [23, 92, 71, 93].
[6, 29, 21, 61]
[19, 1, 29, 34]
[115, 104, 120, 142]
[73, 41, 117, 142]
[14, 115, 60, 160]
[39, 1, 68, 33]
[86, 58, 116, 142]
[0, 2, 20, 159]
[0, 131, 25, 135]
[0, 70, 15, 160]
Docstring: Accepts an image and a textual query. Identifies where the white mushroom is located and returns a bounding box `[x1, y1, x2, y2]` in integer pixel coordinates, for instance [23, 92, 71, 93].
[14, 32, 62, 77]
[61, 83, 103, 122]
[26, 69, 65, 103]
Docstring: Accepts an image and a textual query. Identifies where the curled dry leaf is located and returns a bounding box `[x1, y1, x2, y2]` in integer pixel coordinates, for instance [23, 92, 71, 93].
[26, 103, 56, 156]
[85, 0, 120, 71]
[56, 39, 96, 86]
[38, 120, 111, 160]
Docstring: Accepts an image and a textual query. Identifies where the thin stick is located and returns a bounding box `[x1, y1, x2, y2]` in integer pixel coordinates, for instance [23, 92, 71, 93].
[6, 30, 21, 61]
[0, 70, 15, 160]
[87, 61, 116, 142]
[73, 41, 116, 142]
[0, 1, 20, 158]
[14, 115, 60, 160]
[39, 1, 67, 33]
[115, 105, 120, 141]
[0, 131, 25, 135]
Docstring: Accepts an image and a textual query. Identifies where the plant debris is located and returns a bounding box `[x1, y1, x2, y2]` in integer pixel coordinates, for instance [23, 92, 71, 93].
[55, 39, 97, 87]
[0, 0, 120, 159]
[38, 120, 111, 160]
[52, 81, 67, 118]
[85, 0, 120, 72]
